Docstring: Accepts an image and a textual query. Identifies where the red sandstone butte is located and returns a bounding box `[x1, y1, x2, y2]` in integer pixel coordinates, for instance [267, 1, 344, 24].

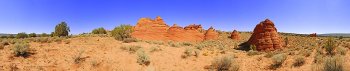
[247, 19, 283, 51]
[230, 30, 240, 40]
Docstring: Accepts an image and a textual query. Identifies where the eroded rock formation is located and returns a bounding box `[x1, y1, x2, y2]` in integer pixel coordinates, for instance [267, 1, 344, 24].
[247, 19, 283, 51]
[230, 30, 240, 40]
[204, 26, 219, 40]
[131, 16, 217, 42]
[309, 33, 317, 37]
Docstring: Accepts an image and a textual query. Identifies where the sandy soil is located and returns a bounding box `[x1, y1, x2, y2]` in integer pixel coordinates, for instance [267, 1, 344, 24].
[0, 33, 349, 71]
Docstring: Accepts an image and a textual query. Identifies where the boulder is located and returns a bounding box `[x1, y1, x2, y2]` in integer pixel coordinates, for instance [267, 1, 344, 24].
[309, 33, 317, 37]
[247, 19, 283, 51]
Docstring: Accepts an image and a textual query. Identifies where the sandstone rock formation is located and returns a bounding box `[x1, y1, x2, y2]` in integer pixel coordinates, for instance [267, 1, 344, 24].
[230, 30, 240, 40]
[247, 19, 283, 51]
[132, 16, 169, 41]
[131, 16, 217, 42]
[309, 33, 317, 37]
[204, 26, 219, 40]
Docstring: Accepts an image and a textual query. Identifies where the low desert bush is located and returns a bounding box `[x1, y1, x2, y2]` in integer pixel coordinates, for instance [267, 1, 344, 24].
[337, 47, 347, 55]
[111, 24, 133, 41]
[270, 54, 287, 69]
[211, 56, 239, 71]
[122, 38, 137, 43]
[120, 45, 142, 53]
[194, 49, 200, 57]
[16, 32, 28, 39]
[28, 33, 37, 37]
[136, 49, 150, 66]
[149, 46, 162, 52]
[293, 56, 305, 67]
[181, 42, 193, 46]
[12, 42, 30, 57]
[323, 56, 343, 71]
[40, 33, 49, 37]
[324, 37, 337, 55]
[92, 27, 107, 34]
[182, 48, 193, 58]
[73, 50, 85, 64]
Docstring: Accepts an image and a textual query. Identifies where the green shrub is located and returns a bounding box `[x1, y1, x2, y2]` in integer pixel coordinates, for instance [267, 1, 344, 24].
[12, 42, 30, 57]
[182, 48, 193, 58]
[111, 24, 133, 41]
[92, 27, 107, 34]
[28, 33, 37, 37]
[120, 45, 142, 53]
[54, 22, 70, 37]
[324, 37, 336, 55]
[16, 32, 28, 39]
[149, 46, 162, 52]
[270, 54, 287, 69]
[8, 35, 15, 38]
[73, 50, 85, 64]
[211, 56, 239, 71]
[40, 33, 49, 37]
[323, 56, 343, 71]
[136, 49, 150, 66]
[293, 56, 305, 67]
[250, 45, 257, 51]
[1, 36, 7, 38]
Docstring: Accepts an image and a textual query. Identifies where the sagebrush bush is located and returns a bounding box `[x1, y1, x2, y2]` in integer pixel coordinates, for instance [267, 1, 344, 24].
[323, 56, 343, 71]
[324, 37, 336, 55]
[12, 42, 30, 57]
[111, 24, 133, 41]
[16, 32, 28, 39]
[92, 27, 107, 34]
[120, 45, 141, 53]
[0, 43, 4, 49]
[194, 49, 200, 57]
[211, 56, 239, 71]
[54, 22, 70, 37]
[270, 54, 287, 69]
[8, 35, 15, 38]
[28, 33, 37, 37]
[293, 56, 305, 67]
[73, 50, 85, 64]
[136, 49, 150, 66]
[149, 46, 162, 52]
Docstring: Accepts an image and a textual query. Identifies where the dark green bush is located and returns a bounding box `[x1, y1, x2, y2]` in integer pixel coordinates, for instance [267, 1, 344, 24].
[40, 33, 49, 37]
[8, 35, 15, 38]
[111, 24, 133, 41]
[16, 32, 28, 39]
[54, 22, 70, 37]
[28, 33, 37, 37]
[92, 27, 107, 34]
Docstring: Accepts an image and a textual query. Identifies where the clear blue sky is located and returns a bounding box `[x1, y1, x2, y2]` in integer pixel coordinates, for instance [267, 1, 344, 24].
[0, 0, 349, 34]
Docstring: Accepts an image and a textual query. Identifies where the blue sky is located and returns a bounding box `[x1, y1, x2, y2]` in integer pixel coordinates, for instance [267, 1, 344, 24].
[0, 0, 349, 34]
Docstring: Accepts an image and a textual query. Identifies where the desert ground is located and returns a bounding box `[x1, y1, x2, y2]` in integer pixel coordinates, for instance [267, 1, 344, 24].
[0, 32, 349, 71]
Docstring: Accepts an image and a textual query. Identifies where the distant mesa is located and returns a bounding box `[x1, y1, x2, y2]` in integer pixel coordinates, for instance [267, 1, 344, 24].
[247, 19, 283, 51]
[230, 30, 240, 40]
[131, 16, 218, 42]
[309, 33, 317, 37]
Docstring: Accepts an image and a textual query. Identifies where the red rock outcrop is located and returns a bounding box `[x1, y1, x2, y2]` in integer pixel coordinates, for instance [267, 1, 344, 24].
[230, 30, 240, 40]
[131, 16, 217, 42]
[247, 19, 283, 51]
[309, 33, 317, 37]
[167, 24, 204, 42]
[204, 26, 219, 40]
[132, 16, 169, 41]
